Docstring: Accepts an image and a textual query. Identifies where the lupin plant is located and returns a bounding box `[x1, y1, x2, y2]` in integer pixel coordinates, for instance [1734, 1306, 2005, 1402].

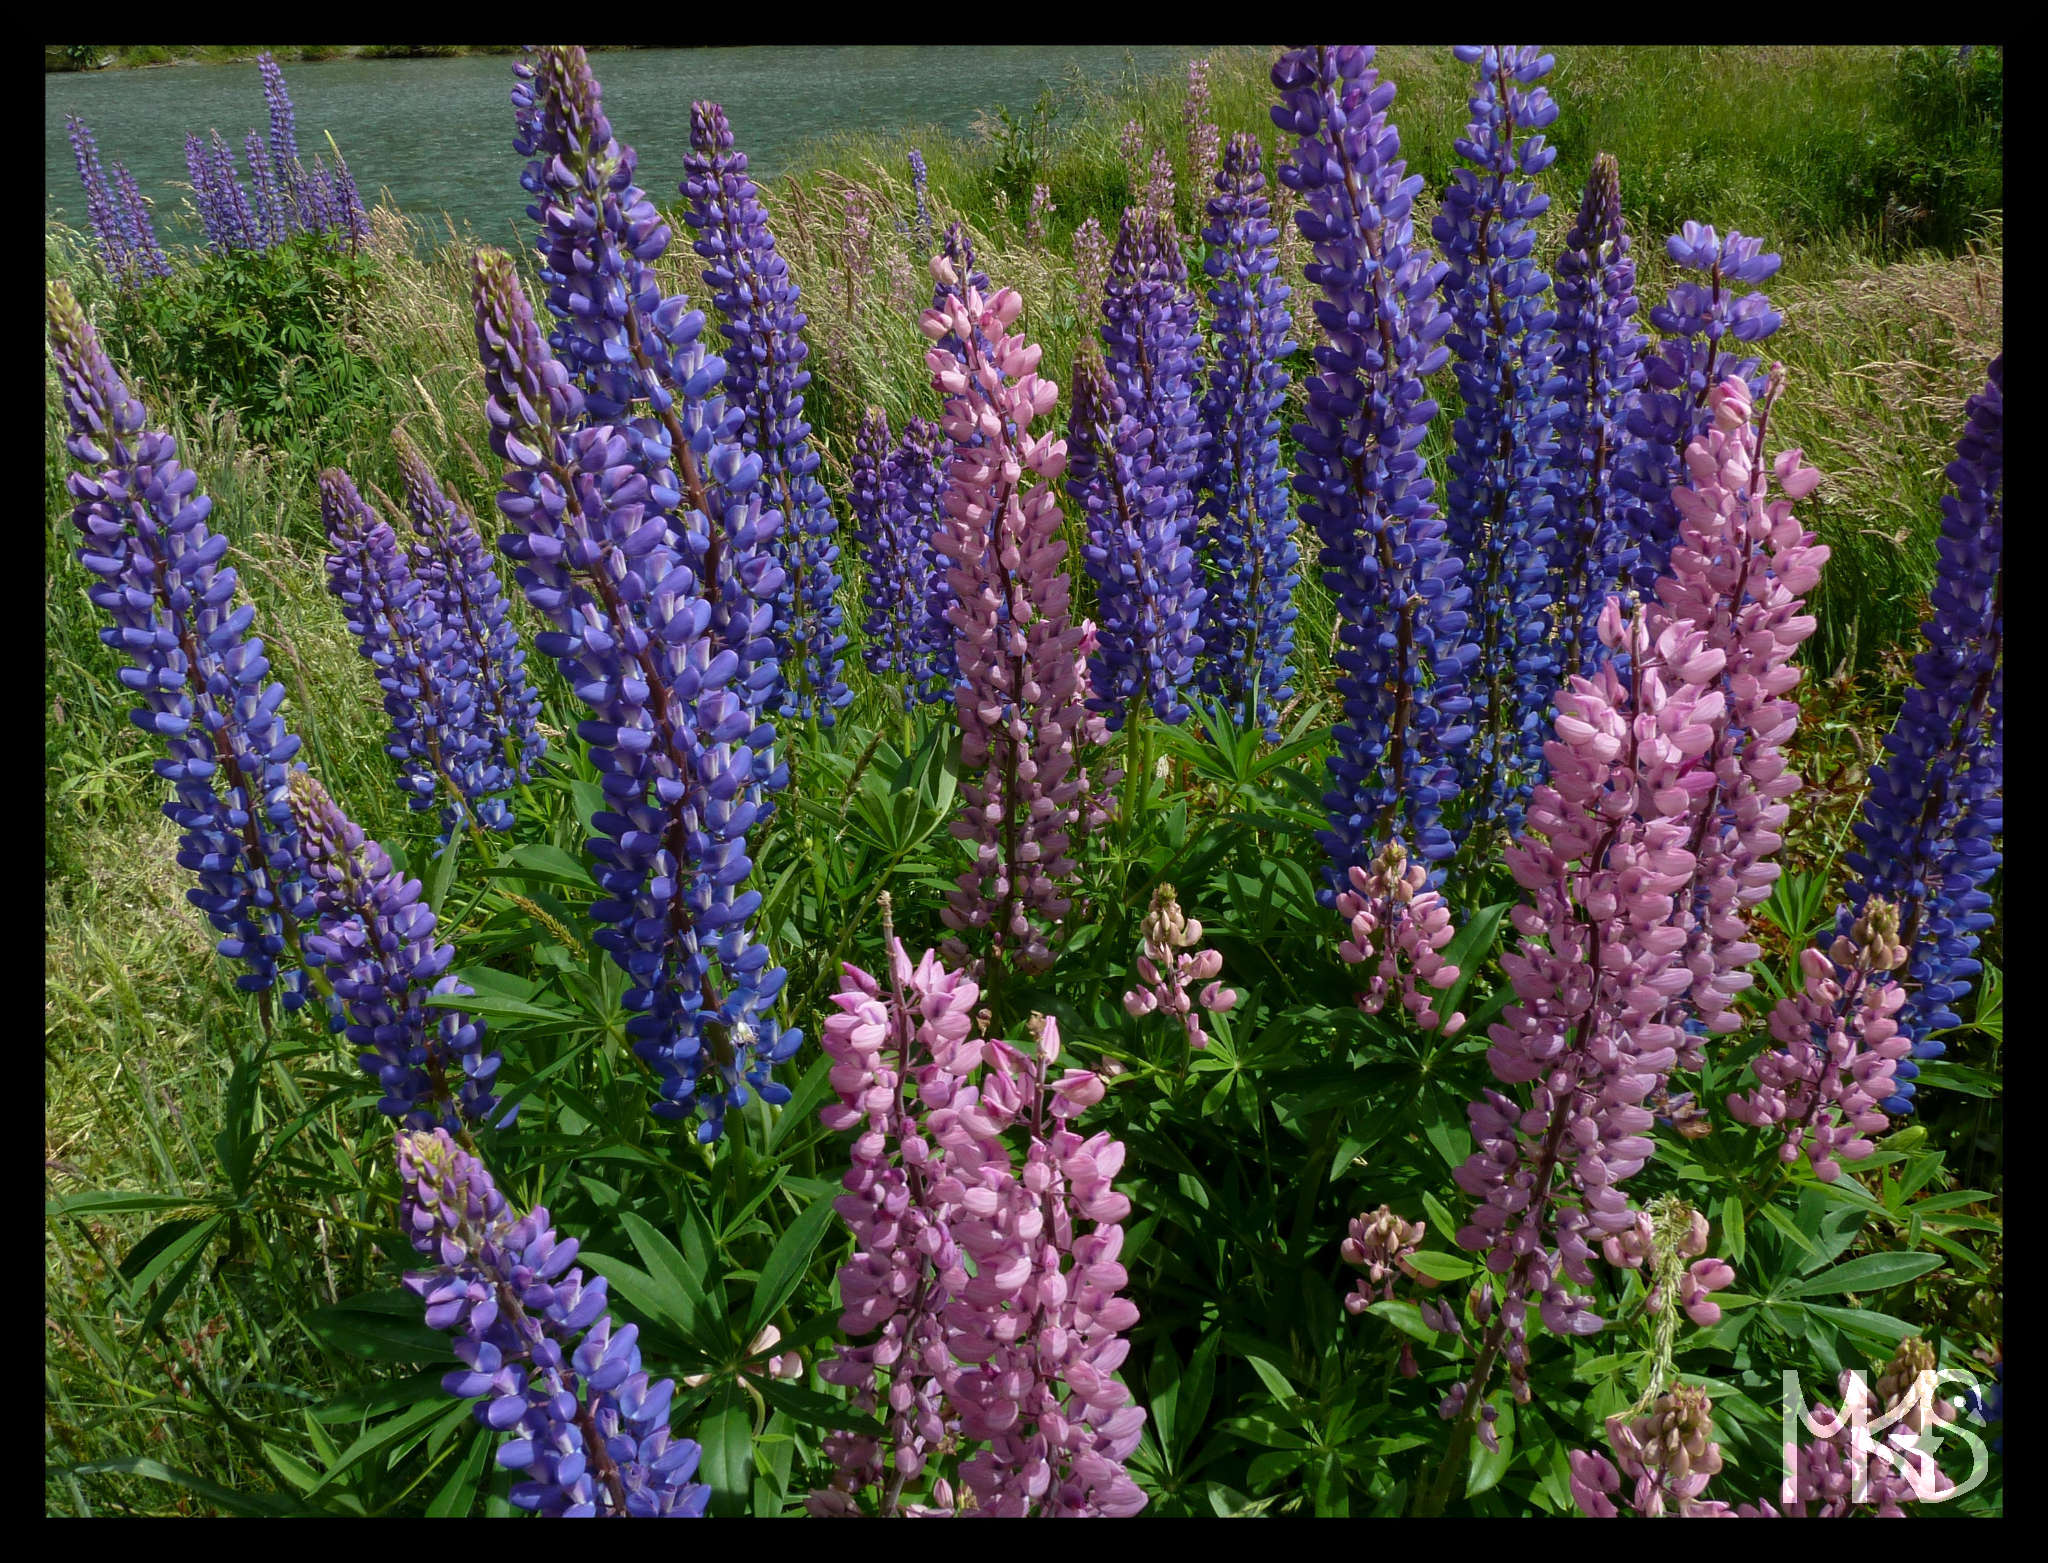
[321, 467, 513, 841]
[1193, 132, 1299, 739]
[1122, 883, 1236, 1049]
[1435, 44, 1562, 847]
[907, 147, 932, 254]
[289, 772, 497, 1127]
[1070, 342, 1207, 732]
[1547, 152, 1648, 677]
[111, 165, 173, 284]
[812, 907, 1148, 1517]
[393, 428, 548, 792]
[681, 101, 850, 727]
[470, 247, 800, 1140]
[852, 407, 952, 706]
[924, 259, 1090, 985]
[1270, 45, 1473, 898]
[1183, 57, 1221, 211]
[203, 129, 262, 251]
[1618, 222, 1784, 585]
[67, 117, 168, 290]
[509, 46, 787, 776]
[1839, 355, 2002, 1109]
[48, 279, 313, 1017]
[1411, 376, 1829, 1512]
[397, 1130, 713, 1516]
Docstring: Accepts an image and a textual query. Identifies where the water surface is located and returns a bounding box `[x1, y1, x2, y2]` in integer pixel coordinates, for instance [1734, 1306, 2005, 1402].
[46, 46, 1196, 252]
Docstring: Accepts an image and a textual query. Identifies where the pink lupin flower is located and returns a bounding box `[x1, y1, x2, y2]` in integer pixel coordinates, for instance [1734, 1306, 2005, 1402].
[1334, 841, 1464, 1034]
[1122, 883, 1236, 1048]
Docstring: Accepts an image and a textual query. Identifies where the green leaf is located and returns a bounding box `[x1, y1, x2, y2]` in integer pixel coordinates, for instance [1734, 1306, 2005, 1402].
[1402, 1249, 1476, 1283]
[53, 1457, 308, 1517]
[1174, 1330, 1220, 1468]
[480, 842, 598, 890]
[304, 1289, 450, 1364]
[1782, 1251, 1944, 1298]
[307, 1397, 472, 1501]
[425, 1425, 500, 1518]
[47, 1190, 206, 1220]
[752, 1376, 867, 1430]
[744, 1192, 839, 1342]
[1795, 1303, 1925, 1343]
[619, 1210, 713, 1336]
[425, 826, 464, 918]
[698, 1380, 752, 1518]
[1365, 1300, 1436, 1343]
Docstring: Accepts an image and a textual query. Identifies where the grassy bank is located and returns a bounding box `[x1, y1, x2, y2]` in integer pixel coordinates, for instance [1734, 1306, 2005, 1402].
[47, 44, 525, 71]
[46, 43, 2001, 1515]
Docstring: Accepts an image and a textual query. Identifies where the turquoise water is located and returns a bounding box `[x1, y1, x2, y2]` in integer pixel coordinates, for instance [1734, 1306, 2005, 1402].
[45, 46, 1196, 252]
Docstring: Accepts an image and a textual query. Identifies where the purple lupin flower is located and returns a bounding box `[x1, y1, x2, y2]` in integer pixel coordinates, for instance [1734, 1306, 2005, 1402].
[66, 116, 133, 286]
[111, 162, 173, 282]
[908, 147, 932, 254]
[1839, 354, 2002, 1108]
[1194, 132, 1300, 739]
[394, 428, 548, 792]
[244, 129, 289, 249]
[186, 133, 235, 250]
[470, 248, 799, 1142]
[289, 771, 497, 1127]
[331, 149, 370, 243]
[49, 280, 313, 1015]
[397, 1129, 712, 1516]
[1435, 44, 1561, 848]
[206, 130, 261, 251]
[1547, 152, 1648, 679]
[257, 52, 300, 173]
[1616, 222, 1783, 584]
[681, 101, 850, 727]
[853, 407, 950, 704]
[321, 468, 510, 840]
[1271, 45, 1474, 887]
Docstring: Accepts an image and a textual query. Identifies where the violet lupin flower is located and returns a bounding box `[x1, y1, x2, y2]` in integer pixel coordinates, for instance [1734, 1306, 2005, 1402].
[396, 1130, 712, 1517]
[908, 148, 932, 254]
[66, 116, 133, 286]
[470, 249, 799, 1142]
[1617, 223, 1783, 585]
[1426, 378, 1827, 1485]
[924, 262, 1089, 980]
[1435, 45, 1562, 847]
[681, 101, 850, 727]
[1071, 216, 1111, 317]
[330, 149, 370, 243]
[257, 53, 300, 174]
[392, 429, 548, 792]
[110, 164, 172, 282]
[244, 130, 289, 248]
[854, 408, 952, 705]
[1071, 348, 1207, 731]
[1194, 132, 1300, 739]
[321, 468, 503, 840]
[206, 130, 260, 252]
[1271, 45, 1475, 891]
[289, 772, 497, 1126]
[1840, 355, 2001, 1108]
[1025, 182, 1056, 246]
[1547, 152, 1648, 678]
[186, 133, 235, 251]
[49, 280, 313, 1014]
[510, 47, 785, 775]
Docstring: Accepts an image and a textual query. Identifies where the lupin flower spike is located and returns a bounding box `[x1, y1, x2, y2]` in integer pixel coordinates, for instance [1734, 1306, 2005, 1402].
[289, 772, 496, 1127]
[397, 1130, 712, 1516]
[1547, 152, 1648, 678]
[1435, 45, 1561, 846]
[1271, 45, 1475, 889]
[682, 100, 850, 726]
[923, 261, 1089, 979]
[1122, 883, 1236, 1048]
[1193, 133, 1300, 740]
[1839, 355, 2001, 1109]
[49, 280, 313, 1014]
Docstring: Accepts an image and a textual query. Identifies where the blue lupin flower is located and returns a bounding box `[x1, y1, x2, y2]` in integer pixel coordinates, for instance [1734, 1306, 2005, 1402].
[471, 249, 800, 1143]
[908, 147, 932, 254]
[66, 116, 138, 288]
[244, 130, 291, 249]
[1842, 354, 2002, 1111]
[1616, 221, 1783, 584]
[394, 430, 548, 793]
[1435, 44, 1561, 847]
[1194, 133, 1300, 741]
[681, 101, 851, 728]
[1546, 151, 1647, 679]
[320, 468, 511, 840]
[204, 130, 261, 252]
[289, 772, 497, 1127]
[48, 281, 313, 1012]
[1271, 44, 1474, 891]
[397, 1130, 712, 1517]
[257, 52, 301, 173]
[853, 407, 949, 705]
[110, 163, 173, 283]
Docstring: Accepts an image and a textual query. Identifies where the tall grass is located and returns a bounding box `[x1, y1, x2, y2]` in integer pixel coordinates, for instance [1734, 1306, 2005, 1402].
[45, 43, 2000, 1514]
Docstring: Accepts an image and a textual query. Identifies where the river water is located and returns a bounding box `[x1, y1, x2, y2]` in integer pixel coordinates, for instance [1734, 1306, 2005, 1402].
[45, 46, 1196, 251]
